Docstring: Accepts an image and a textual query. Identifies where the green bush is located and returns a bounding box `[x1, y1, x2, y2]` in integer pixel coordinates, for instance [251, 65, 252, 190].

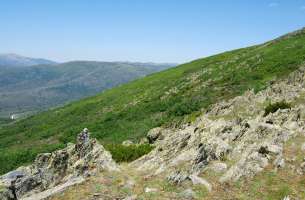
[169, 100, 200, 117]
[105, 144, 154, 163]
[264, 101, 291, 116]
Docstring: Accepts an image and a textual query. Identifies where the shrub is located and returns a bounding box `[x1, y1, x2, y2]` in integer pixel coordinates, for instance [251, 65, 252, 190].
[169, 100, 200, 117]
[264, 101, 291, 116]
[105, 144, 154, 163]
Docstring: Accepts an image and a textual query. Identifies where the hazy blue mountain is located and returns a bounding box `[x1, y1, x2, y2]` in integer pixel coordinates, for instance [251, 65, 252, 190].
[0, 53, 57, 67]
[0, 60, 175, 118]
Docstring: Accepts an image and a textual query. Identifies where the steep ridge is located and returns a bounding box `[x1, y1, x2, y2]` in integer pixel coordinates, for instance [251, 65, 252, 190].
[1, 27, 305, 176]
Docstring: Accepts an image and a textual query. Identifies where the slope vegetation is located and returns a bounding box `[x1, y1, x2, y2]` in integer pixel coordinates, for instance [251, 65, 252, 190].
[0, 61, 173, 118]
[1, 28, 305, 174]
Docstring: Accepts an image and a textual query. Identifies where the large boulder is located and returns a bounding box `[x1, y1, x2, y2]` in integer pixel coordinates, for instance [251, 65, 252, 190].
[192, 137, 231, 172]
[147, 127, 164, 143]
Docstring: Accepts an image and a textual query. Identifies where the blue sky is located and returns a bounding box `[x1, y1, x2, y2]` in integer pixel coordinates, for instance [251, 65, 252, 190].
[1, 0, 305, 63]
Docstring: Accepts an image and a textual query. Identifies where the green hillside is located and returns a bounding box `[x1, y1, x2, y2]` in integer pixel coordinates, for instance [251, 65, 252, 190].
[0, 61, 173, 118]
[1, 28, 305, 174]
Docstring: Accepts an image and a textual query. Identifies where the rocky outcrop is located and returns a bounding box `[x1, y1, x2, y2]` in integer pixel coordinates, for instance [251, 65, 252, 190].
[132, 66, 305, 186]
[146, 127, 164, 144]
[0, 128, 118, 200]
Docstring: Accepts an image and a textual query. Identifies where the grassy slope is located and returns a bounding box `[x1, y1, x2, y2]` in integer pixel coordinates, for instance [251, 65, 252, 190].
[0, 118, 12, 126]
[1, 28, 305, 174]
[0, 61, 173, 118]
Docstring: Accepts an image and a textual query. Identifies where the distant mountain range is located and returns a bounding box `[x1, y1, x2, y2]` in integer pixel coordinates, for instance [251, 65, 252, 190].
[0, 54, 176, 118]
[0, 53, 57, 67]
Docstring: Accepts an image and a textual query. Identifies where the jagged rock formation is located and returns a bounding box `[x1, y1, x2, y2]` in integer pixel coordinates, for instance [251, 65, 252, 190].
[0, 128, 118, 200]
[47, 66, 305, 199]
[1, 67, 305, 199]
[132, 66, 305, 188]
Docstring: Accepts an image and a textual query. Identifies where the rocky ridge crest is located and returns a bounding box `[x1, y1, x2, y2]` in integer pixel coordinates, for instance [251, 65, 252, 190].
[0, 128, 118, 200]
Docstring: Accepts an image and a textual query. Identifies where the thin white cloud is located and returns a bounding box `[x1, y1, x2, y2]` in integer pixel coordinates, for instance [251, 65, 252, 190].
[268, 2, 279, 7]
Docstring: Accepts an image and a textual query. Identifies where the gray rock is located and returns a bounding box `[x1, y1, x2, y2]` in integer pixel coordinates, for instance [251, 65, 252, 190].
[220, 151, 269, 183]
[265, 144, 282, 155]
[167, 171, 190, 185]
[193, 138, 230, 172]
[273, 156, 285, 168]
[144, 187, 158, 193]
[122, 140, 134, 146]
[123, 195, 137, 200]
[0, 186, 14, 200]
[147, 127, 163, 143]
[179, 188, 197, 199]
[21, 177, 84, 200]
[210, 162, 227, 173]
[14, 173, 43, 197]
[139, 137, 149, 144]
